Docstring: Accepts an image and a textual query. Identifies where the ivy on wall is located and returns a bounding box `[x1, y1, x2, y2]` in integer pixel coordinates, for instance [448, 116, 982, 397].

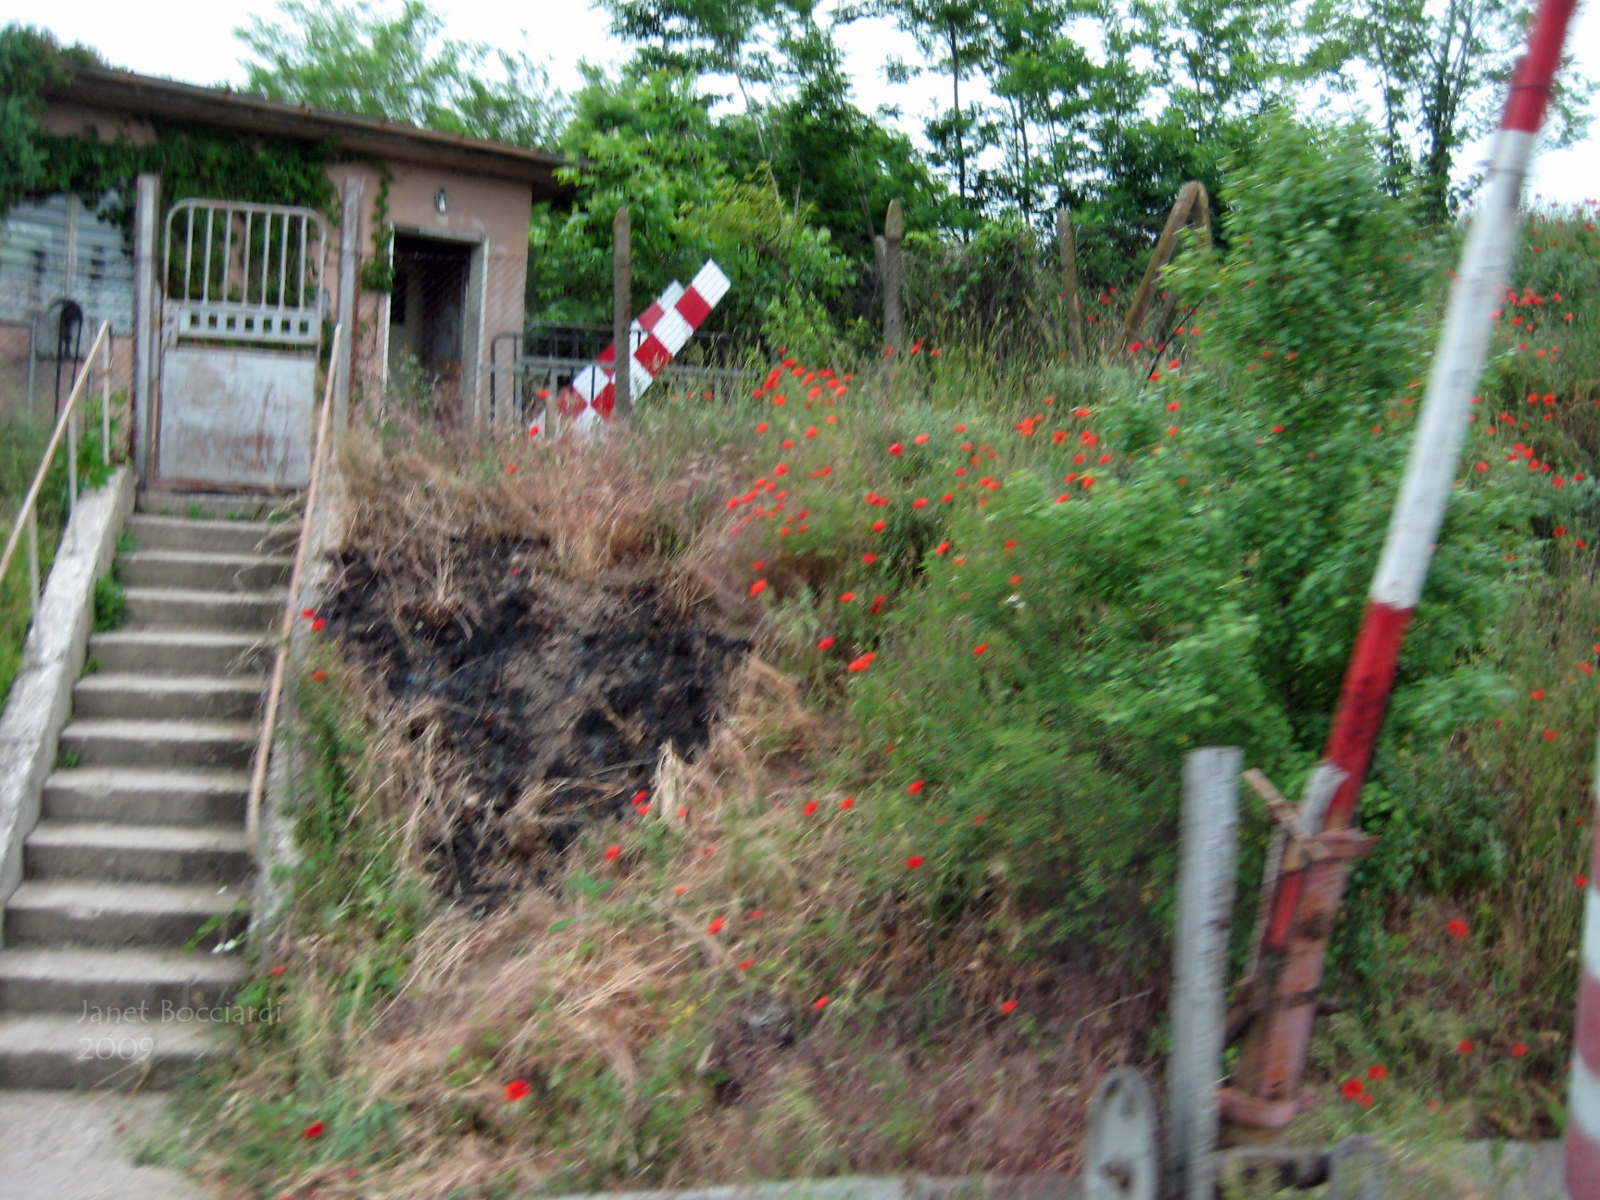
[2, 25, 338, 240]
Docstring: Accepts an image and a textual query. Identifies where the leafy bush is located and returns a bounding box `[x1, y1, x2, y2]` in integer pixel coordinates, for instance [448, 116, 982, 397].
[736, 120, 1542, 961]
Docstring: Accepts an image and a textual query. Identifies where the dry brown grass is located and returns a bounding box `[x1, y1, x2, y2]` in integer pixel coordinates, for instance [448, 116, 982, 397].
[167, 419, 1159, 1200]
[201, 652, 1154, 1200]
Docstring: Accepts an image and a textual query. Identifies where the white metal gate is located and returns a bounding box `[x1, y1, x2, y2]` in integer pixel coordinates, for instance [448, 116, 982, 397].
[157, 199, 328, 489]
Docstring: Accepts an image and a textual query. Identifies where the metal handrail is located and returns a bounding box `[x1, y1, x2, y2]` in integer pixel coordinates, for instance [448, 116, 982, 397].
[0, 320, 115, 625]
[245, 322, 343, 853]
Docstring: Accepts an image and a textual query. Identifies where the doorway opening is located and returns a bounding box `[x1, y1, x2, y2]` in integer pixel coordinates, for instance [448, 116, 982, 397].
[388, 233, 473, 419]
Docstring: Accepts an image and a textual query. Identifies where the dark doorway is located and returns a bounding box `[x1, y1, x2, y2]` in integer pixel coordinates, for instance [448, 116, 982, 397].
[389, 234, 472, 417]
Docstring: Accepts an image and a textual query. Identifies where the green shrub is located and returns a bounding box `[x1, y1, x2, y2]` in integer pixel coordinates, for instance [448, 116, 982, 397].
[738, 120, 1545, 963]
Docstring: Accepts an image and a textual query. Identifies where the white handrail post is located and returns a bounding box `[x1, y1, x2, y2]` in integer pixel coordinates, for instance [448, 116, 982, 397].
[1169, 747, 1240, 1200]
[133, 174, 160, 480]
[101, 329, 111, 466]
[66, 407, 77, 519]
[26, 510, 39, 626]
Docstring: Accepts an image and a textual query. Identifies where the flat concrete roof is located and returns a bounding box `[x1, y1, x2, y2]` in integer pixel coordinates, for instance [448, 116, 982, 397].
[45, 64, 570, 196]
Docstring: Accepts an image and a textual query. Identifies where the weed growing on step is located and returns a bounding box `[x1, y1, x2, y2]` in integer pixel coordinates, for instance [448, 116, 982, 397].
[92, 571, 126, 631]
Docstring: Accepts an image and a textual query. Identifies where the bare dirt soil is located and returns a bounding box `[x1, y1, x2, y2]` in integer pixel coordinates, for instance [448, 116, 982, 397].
[323, 539, 748, 903]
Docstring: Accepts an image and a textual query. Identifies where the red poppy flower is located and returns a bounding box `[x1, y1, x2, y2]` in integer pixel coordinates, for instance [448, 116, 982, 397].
[304, 1122, 325, 1140]
[934, 541, 951, 555]
[1545, 730, 1558, 741]
[913, 497, 929, 508]
[1008, 574, 1022, 585]
[749, 580, 768, 596]
[633, 790, 648, 806]
[1427, 1100, 1440, 1112]
[708, 916, 725, 935]
[1447, 917, 1469, 939]
[847, 652, 876, 671]
[817, 635, 836, 650]
[1358, 1094, 1373, 1109]
[999, 999, 1018, 1014]
[889, 443, 903, 456]
[1272, 425, 1284, 433]
[803, 800, 818, 815]
[673, 884, 687, 895]
[269, 964, 286, 976]
[1476, 462, 1488, 473]
[604, 844, 620, 861]
[840, 797, 855, 810]
[737, 959, 754, 970]
[749, 910, 763, 919]
[906, 855, 925, 869]
[1511, 1042, 1528, 1057]
[505, 464, 518, 474]
[311, 618, 326, 632]
[973, 644, 988, 656]
[813, 995, 830, 1010]
[504, 1080, 531, 1102]
[1366, 1064, 1387, 1081]
[872, 519, 887, 533]
[907, 780, 925, 795]
[1579, 874, 1589, 888]
[311, 670, 327, 682]
[914, 433, 930, 444]
[301, 608, 316, 619]
[1458, 1038, 1474, 1054]
[1341, 1078, 1365, 1100]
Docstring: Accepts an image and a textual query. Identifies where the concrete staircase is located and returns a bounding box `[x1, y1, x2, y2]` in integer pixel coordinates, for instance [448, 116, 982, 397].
[0, 493, 295, 1088]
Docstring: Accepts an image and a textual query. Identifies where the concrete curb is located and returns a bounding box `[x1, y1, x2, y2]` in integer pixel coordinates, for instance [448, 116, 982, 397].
[536, 1175, 1080, 1200]
[0, 467, 136, 941]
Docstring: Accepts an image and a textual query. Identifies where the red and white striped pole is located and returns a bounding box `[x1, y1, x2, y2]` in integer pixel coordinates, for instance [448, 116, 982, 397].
[544, 261, 731, 435]
[1570, 738, 1600, 1197]
[1222, 0, 1582, 1127]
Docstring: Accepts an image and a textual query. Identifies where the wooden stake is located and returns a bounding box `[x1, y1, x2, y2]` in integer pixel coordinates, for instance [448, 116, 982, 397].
[1115, 181, 1209, 357]
[1169, 747, 1239, 1200]
[883, 199, 904, 356]
[613, 205, 632, 420]
[1057, 207, 1087, 364]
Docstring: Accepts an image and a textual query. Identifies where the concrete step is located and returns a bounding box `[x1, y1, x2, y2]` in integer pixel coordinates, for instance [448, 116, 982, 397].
[135, 491, 296, 522]
[25, 823, 250, 886]
[128, 511, 299, 554]
[43, 769, 249, 827]
[59, 719, 256, 770]
[88, 630, 271, 677]
[123, 587, 284, 633]
[0, 1012, 226, 1088]
[72, 675, 263, 721]
[117, 550, 293, 592]
[0, 946, 248, 1014]
[5, 880, 248, 949]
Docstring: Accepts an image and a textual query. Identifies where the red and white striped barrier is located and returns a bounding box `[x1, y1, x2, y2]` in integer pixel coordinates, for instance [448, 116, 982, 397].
[1570, 739, 1600, 1196]
[1225, 0, 1581, 1128]
[543, 261, 731, 435]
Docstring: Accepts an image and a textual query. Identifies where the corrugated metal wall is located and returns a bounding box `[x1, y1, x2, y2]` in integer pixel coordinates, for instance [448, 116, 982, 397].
[0, 193, 135, 335]
[0, 193, 136, 415]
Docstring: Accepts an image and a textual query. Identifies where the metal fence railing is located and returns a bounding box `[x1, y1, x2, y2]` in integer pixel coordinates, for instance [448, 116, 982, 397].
[0, 319, 118, 626]
[246, 322, 343, 854]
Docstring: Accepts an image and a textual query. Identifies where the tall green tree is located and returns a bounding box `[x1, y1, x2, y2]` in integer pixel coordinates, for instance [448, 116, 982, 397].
[236, 0, 564, 147]
[1318, 0, 1592, 221]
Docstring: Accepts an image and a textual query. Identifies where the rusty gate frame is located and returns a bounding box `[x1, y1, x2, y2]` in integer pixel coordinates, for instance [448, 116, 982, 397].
[155, 198, 329, 490]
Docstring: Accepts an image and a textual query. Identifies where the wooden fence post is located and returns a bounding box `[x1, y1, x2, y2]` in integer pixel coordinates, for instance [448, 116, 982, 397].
[1169, 747, 1240, 1200]
[1115, 182, 1209, 358]
[883, 199, 905, 356]
[613, 205, 633, 420]
[1057, 207, 1087, 364]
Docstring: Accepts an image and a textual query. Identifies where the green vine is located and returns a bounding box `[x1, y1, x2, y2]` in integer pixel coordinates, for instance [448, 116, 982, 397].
[3, 26, 337, 238]
[359, 166, 395, 293]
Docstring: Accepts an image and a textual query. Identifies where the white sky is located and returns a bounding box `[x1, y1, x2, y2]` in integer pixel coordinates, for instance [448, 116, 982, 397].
[7, 0, 1598, 205]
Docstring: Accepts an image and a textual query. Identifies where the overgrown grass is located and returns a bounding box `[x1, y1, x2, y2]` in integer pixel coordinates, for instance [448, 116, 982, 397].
[0, 397, 125, 705]
[162, 139, 1600, 1196]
